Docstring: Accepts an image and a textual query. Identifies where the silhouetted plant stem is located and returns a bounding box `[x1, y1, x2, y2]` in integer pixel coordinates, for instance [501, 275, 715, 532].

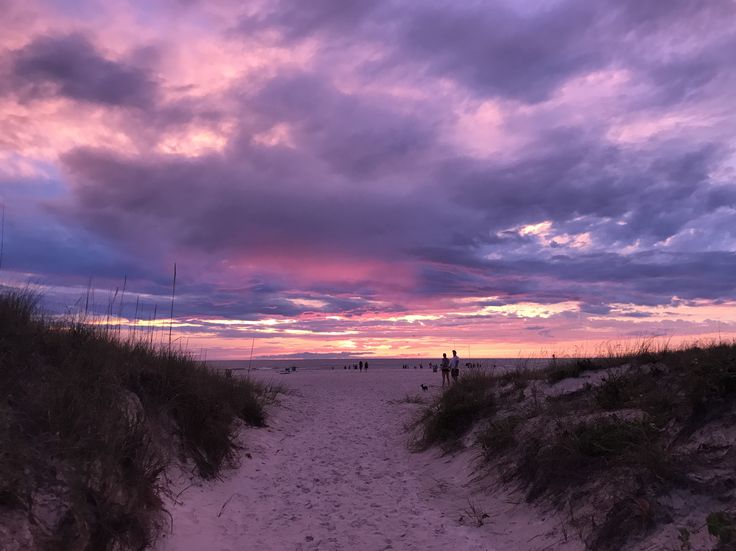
[169, 263, 176, 349]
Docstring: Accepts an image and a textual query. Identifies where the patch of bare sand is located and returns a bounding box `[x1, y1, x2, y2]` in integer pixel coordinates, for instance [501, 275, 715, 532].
[156, 368, 578, 551]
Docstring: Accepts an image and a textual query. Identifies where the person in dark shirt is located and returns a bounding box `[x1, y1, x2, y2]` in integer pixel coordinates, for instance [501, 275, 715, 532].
[440, 353, 450, 386]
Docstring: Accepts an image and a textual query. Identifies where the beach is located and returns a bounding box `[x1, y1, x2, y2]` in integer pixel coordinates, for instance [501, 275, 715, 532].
[156, 368, 573, 551]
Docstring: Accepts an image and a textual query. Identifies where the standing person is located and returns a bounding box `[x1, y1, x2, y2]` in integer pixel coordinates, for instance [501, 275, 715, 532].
[359, 361, 363, 371]
[364, 361, 368, 371]
[440, 353, 450, 387]
[450, 350, 460, 382]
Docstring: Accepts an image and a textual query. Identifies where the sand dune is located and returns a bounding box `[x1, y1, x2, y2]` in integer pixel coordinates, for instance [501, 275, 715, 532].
[156, 368, 575, 551]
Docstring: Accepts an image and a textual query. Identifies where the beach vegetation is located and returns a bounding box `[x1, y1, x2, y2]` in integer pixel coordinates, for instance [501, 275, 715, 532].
[392, 393, 427, 405]
[0, 290, 272, 550]
[415, 339, 736, 550]
[707, 511, 736, 547]
[462, 498, 490, 527]
[412, 371, 495, 450]
[545, 357, 601, 382]
[477, 415, 520, 459]
[515, 417, 675, 501]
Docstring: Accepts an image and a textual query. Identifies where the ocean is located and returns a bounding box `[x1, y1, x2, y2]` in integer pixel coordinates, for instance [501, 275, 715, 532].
[208, 357, 550, 372]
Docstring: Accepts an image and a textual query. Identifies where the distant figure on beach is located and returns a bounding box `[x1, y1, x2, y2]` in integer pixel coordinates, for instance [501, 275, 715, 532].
[450, 350, 460, 382]
[359, 361, 363, 371]
[364, 361, 368, 371]
[440, 353, 450, 386]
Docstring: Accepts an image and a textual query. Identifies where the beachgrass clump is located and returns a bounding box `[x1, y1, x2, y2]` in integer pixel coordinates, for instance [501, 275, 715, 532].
[545, 357, 601, 382]
[477, 415, 521, 459]
[515, 417, 675, 501]
[0, 290, 271, 550]
[413, 371, 495, 450]
[416, 340, 736, 549]
[594, 370, 635, 410]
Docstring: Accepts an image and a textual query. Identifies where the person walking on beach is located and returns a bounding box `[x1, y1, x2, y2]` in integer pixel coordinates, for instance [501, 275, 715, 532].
[450, 350, 460, 382]
[440, 353, 450, 387]
[364, 361, 368, 371]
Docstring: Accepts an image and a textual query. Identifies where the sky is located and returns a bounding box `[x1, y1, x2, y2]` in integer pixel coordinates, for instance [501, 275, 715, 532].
[2, 0, 736, 359]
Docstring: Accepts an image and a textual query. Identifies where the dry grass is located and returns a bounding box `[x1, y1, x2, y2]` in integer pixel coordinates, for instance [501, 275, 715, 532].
[415, 338, 736, 550]
[0, 290, 272, 550]
[515, 417, 676, 502]
[412, 371, 495, 451]
[477, 415, 521, 459]
[390, 393, 428, 405]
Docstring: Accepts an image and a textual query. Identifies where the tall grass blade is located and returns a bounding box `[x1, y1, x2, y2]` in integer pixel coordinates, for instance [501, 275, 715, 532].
[169, 262, 176, 349]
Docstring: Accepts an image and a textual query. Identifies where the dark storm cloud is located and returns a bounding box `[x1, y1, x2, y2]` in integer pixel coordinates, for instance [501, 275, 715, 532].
[395, 0, 736, 105]
[240, 0, 382, 41]
[615, 0, 736, 30]
[445, 133, 722, 247]
[55, 93, 735, 317]
[9, 33, 157, 107]
[243, 72, 437, 180]
[394, 2, 604, 103]
[9, 0, 732, 325]
[2, 217, 147, 282]
[240, 0, 606, 102]
[579, 303, 612, 315]
[55, 71, 466, 265]
[490, 251, 736, 305]
[179, 289, 305, 319]
[243, 0, 736, 109]
[59, 146, 462, 259]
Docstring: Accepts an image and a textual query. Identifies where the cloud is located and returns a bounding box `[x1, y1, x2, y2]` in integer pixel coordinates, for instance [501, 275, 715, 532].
[52, 76, 734, 315]
[8, 33, 157, 108]
[2, 1, 736, 354]
[393, 1, 605, 103]
[243, 71, 439, 179]
[241, 0, 382, 42]
[240, 0, 736, 109]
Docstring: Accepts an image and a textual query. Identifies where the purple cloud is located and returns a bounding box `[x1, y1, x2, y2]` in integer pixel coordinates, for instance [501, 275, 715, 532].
[9, 33, 157, 108]
[1, 0, 736, 354]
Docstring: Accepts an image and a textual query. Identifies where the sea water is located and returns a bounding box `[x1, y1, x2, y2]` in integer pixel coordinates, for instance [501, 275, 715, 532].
[208, 357, 550, 372]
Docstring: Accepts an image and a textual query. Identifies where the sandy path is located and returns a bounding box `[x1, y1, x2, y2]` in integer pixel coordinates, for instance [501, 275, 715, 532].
[156, 369, 494, 551]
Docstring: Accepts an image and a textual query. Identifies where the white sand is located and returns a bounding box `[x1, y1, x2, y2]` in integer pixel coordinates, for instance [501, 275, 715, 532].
[156, 368, 579, 551]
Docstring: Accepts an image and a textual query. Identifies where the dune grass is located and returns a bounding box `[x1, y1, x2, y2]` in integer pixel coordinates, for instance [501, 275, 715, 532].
[515, 417, 676, 502]
[412, 371, 495, 450]
[414, 338, 736, 550]
[0, 290, 273, 550]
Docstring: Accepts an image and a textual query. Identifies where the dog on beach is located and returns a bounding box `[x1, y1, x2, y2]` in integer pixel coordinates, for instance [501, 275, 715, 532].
[420, 384, 428, 391]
